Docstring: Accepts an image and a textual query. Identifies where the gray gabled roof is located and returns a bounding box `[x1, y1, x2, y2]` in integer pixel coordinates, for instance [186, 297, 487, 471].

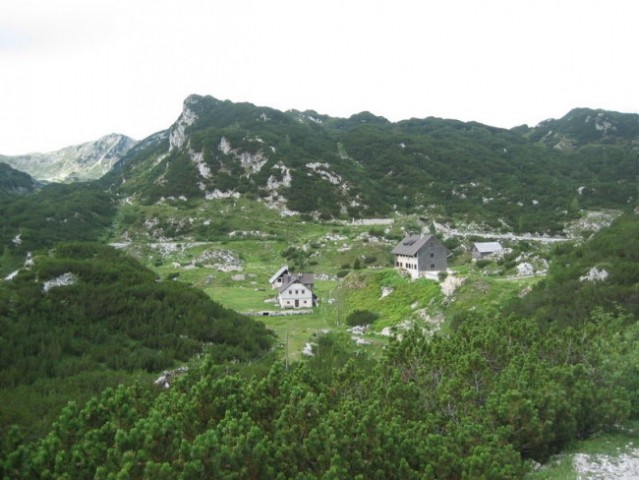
[391, 234, 433, 256]
[269, 265, 289, 284]
[278, 274, 315, 293]
[473, 242, 503, 254]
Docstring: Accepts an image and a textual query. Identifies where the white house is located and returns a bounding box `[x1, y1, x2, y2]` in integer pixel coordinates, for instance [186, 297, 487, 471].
[391, 234, 449, 280]
[277, 273, 317, 309]
[472, 242, 503, 260]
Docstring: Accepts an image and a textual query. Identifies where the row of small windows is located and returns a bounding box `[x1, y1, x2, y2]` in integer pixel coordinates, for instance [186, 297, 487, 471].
[396, 261, 417, 269]
[396, 261, 437, 270]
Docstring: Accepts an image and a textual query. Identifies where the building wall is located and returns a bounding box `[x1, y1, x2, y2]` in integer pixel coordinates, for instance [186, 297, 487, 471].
[417, 237, 448, 272]
[394, 238, 448, 279]
[394, 253, 420, 279]
[278, 283, 314, 308]
[472, 248, 490, 260]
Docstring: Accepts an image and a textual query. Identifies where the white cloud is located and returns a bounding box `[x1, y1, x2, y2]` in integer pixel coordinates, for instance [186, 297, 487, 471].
[1, 0, 638, 154]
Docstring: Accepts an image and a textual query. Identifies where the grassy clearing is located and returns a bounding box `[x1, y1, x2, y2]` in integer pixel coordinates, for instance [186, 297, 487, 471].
[114, 199, 554, 361]
[340, 269, 444, 330]
[444, 273, 540, 319]
[260, 312, 334, 362]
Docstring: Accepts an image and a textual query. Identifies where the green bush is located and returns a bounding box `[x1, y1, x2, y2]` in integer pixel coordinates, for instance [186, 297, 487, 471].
[345, 309, 379, 326]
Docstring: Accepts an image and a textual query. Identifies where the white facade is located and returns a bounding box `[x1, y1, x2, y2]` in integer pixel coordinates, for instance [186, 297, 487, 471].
[278, 282, 314, 309]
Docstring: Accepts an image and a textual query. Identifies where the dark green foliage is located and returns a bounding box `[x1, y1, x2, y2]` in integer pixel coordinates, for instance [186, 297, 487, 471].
[4, 307, 636, 479]
[0, 242, 274, 436]
[345, 309, 379, 326]
[0, 163, 40, 199]
[0, 183, 116, 258]
[509, 213, 639, 327]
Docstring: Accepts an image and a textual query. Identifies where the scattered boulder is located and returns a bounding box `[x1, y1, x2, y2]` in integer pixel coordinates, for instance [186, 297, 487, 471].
[516, 262, 535, 277]
[43, 272, 78, 293]
[154, 366, 188, 389]
[380, 286, 394, 298]
[580, 266, 609, 282]
[441, 274, 465, 296]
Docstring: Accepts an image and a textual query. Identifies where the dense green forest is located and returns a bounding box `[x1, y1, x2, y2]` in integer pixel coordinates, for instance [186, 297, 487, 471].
[2, 307, 636, 478]
[0, 243, 275, 439]
[0, 183, 116, 258]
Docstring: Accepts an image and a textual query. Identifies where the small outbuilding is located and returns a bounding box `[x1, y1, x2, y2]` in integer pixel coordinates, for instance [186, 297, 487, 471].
[472, 242, 503, 260]
[391, 234, 449, 280]
[269, 265, 291, 289]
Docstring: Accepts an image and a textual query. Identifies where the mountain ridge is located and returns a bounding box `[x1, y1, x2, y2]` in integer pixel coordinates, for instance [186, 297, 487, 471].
[0, 133, 137, 183]
[3, 95, 638, 234]
[101, 95, 638, 234]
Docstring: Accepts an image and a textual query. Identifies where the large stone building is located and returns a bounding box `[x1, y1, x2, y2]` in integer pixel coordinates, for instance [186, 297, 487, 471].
[391, 234, 449, 279]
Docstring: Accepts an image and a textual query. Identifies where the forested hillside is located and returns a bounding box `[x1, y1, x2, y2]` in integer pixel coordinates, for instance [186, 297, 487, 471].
[104, 96, 638, 233]
[0, 183, 116, 261]
[0, 164, 40, 200]
[509, 212, 639, 326]
[0, 243, 274, 438]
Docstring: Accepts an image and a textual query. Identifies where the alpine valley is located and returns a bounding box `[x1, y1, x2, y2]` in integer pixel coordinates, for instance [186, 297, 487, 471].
[1, 95, 638, 479]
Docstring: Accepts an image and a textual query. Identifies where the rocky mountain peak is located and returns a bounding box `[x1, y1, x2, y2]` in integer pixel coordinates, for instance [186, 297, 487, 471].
[0, 133, 137, 183]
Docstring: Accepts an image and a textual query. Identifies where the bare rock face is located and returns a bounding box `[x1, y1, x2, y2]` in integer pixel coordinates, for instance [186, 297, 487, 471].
[516, 262, 535, 277]
[580, 266, 609, 282]
[169, 96, 199, 151]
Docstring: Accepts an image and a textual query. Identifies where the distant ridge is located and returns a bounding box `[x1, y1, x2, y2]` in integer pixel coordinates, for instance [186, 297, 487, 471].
[0, 133, 137, 183]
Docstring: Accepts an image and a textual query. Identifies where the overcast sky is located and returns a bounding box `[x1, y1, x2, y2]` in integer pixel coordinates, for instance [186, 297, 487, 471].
[1, 0, 638, 155]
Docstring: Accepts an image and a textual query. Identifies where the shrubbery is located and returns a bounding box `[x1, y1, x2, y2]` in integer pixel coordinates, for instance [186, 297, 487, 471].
[345, 309, 379, 326]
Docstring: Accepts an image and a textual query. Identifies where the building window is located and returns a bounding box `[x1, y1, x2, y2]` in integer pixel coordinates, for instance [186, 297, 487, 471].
[430, 253, 434, 258]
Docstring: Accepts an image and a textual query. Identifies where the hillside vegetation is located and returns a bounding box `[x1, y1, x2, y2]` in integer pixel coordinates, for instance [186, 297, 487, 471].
[1, 96, 638, 478]
[103, 96, 638, 234]
[0, 243, 274, 437]
[0, 163, 40, 200]
[509, 213, 639, 327]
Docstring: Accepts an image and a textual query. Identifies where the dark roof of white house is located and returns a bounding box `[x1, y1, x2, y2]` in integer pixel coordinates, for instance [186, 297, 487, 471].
[278, 274, 315, 293]
[391, 234, 434, 256]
